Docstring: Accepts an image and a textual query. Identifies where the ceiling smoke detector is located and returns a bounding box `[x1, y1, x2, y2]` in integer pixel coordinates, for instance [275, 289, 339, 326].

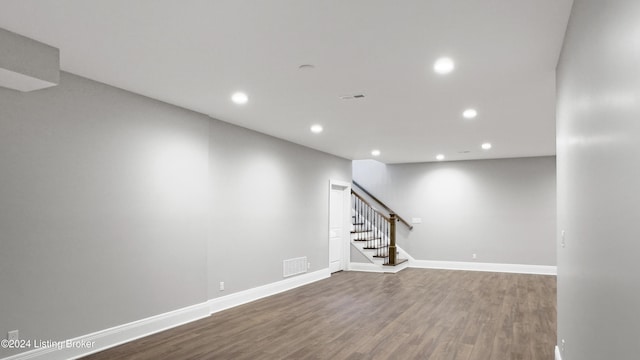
[339, 94, 366, 100]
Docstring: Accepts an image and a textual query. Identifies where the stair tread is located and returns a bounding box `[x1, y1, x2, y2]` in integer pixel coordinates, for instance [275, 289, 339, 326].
[353, 237, 382, 242]
[350, 230, 373, 233]
[352, 222, 365, 226]
[363, 245, 386, 250]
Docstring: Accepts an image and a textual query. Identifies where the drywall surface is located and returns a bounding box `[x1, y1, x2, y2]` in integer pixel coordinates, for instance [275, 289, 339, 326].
[207, 119, 351, 298]
[353, 157, 556, 265]
[556, 0, 640, 358]
[0, 72, 210, 358]
[0, 71, 351, 358]
[350, 244, 373, 263]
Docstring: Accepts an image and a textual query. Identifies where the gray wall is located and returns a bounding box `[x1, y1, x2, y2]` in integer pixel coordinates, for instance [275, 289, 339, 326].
[353, 157, 556, 265]
[0, 72, 350, 358]
[350, 244, 372, 263]
[207, 119, 351, 297]
[556, 1, 640, 358]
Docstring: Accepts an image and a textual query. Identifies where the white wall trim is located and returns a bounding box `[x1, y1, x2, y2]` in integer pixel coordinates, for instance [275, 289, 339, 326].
[350, 246, 556, 275]
[208, 268, 330, 314]
[329, 179, 352, 273]
[1, 269, 331, 360]
[348, 261, 409, 274]
[396, 246, 556, 275]
[1, 302, 210, 360]
[352, 245, 555, 275]
[348, 262, 385, 273]
[555, 345, 562, 360]
[409, 259, 557, 275]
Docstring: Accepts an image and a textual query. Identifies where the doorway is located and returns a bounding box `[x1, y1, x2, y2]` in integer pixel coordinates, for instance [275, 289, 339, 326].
[329, 180, 351, 273]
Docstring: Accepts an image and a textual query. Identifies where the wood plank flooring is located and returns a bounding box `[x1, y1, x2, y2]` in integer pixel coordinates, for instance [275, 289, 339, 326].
[82, 268, 556, 360]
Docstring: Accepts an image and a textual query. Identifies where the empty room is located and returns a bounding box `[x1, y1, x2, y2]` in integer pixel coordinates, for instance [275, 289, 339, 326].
[1, 1, 639, 359]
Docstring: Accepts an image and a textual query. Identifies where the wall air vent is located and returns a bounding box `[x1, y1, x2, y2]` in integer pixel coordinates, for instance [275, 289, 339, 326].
[283, 257, 308, 277]
[339, 93, 366, 100]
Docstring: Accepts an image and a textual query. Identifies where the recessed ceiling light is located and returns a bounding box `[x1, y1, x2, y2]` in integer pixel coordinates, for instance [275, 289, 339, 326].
[433, 57, 455, 74]
[371, 149, 381, 156]
[310, 124, 323, 134]
[481, 142, 492, 150]
[436, 154, 445, 161]
[231, 92, 248, 105]
[463, 109, 477, 119]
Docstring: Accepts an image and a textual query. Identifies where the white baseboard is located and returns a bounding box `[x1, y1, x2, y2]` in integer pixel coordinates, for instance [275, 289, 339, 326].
[208, 268, 330, 314]
[348, 261, 409, 273]
[2, 269, 331, 360]
[408, 259, 556, 275]
[555, 345, 562, 360]
[349, 262, 395, 273]
[371, 246, 556, 275]
[348, 262, 382, 272]
[1, 302, 210, 360]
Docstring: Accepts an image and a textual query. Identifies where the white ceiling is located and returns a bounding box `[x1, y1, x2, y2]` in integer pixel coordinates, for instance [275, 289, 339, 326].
[0, 0, 573, 164]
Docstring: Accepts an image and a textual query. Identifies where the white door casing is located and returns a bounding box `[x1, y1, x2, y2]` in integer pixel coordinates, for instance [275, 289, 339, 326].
[329, 180, 351, 273]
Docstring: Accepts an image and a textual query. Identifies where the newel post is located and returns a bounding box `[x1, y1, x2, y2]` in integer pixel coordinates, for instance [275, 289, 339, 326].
[389, 213, 397, 265]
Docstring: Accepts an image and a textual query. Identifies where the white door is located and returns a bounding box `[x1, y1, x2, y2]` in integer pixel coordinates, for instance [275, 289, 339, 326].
[329, 182, 349, 273]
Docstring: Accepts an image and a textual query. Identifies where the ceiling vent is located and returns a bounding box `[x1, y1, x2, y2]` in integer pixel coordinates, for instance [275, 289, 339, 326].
[339, 94, 366, 100]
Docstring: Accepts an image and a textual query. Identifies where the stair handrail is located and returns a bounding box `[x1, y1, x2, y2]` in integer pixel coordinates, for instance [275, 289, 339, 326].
[351, 190, 390, 221]
[352, 181, 414, 230]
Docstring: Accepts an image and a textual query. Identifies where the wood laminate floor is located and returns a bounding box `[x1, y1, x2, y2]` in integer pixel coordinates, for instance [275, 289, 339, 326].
[83, 268, 556, 360]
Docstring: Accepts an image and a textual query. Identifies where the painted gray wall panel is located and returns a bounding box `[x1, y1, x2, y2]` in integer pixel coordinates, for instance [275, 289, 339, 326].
[353, 157, 556, 265]
[0, 72, 210, 358]
[556, 1, 640, 358]
[207, 119, 351, 298]
[0, 71, 351, 358]
[350, 244, 373, 263]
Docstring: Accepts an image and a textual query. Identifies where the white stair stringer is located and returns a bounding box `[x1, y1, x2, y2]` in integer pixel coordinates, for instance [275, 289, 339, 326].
[349, 210, 407, 273]
[351, 212, 386, 261]
[350, 238, 385, 265]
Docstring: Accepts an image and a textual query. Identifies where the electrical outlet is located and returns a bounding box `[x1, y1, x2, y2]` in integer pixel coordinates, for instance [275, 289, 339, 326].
[561, 339, 566, 355]
[8, 330, 18, 341]
[219, 282, 224, 291]
[561, 230, 566, 248]
[472, 253, 477, 260]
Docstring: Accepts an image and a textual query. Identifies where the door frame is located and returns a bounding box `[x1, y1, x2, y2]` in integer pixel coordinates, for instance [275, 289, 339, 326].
[329, 179, 352, 273]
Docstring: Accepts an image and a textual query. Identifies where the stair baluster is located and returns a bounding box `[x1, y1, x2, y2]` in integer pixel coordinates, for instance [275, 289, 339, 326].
[351, 190, 406, 266]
